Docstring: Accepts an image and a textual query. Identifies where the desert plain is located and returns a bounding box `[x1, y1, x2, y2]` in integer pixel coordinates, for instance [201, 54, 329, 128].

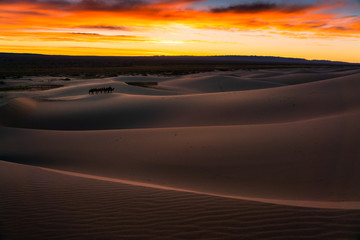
[1, 66, 360, 239]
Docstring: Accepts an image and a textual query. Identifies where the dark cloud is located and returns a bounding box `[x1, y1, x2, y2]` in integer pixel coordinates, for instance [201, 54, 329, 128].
[0, 0, 146, 11]
[0, 9, 48, 15]
[0, 0, 204, 11]
[326, 26, 353, 31]
[79, 25, 133, 30]
[211, 2, 312, 13]
[71, 32, 101, 35]
[69, 32, 150, 41]
[69, 0, 145, 11]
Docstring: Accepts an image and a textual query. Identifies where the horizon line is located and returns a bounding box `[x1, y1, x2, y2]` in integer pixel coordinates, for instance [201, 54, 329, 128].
[1, 52, 358, 64]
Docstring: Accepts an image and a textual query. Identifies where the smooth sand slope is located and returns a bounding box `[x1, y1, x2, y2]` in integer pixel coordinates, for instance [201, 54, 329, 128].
[2, 161, 360, 240]
[1, 67, 360, 239]
[1, 111, 360, 202]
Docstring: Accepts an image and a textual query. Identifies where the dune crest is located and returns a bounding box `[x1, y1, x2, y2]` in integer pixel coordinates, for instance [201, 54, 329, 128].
[36, 164, 360, 210]
[2, 160, 360, 240]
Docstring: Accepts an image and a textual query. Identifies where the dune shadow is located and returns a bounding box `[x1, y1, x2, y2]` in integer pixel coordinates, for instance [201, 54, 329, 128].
[0, 155, 50, 167]
[0, 221, 4, 240]
[125, 82, 158, 88]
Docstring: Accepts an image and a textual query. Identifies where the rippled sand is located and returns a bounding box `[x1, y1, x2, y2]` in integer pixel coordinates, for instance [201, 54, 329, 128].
[1, 67, 360, 239]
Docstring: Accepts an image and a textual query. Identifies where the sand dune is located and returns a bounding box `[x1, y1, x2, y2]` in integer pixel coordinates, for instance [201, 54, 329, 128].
[46, 80, 177, 99]
[2, 161, 360, 240]
[1, 67, 360, 239]
[1, 110, 360, 202]
[1, 70, 359, 130]
[246, 69, 360, 85]
[113, 75, 174, 83]
[161, 74, 285, 93]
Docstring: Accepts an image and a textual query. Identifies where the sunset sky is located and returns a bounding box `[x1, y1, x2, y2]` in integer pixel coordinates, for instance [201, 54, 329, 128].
[1, 0, 360, 62]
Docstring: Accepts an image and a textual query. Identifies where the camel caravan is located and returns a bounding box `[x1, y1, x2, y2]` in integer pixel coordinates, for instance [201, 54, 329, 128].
[89, 86, 115, 95]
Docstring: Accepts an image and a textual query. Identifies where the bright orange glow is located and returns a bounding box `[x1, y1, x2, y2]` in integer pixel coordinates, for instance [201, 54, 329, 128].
[0, 0, 359, 62]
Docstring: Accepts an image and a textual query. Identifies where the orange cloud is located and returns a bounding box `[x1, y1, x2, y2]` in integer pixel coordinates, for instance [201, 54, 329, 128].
[1, 0, 359, 35]
[0, 0, 359, 61]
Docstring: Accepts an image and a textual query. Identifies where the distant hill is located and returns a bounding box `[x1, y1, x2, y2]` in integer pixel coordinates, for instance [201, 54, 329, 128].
[209, 55, 353, 65]
[0, 53, 357, 77]
[0, 53, 354, 66]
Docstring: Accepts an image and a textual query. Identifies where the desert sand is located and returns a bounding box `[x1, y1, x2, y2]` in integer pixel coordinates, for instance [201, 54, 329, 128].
[1, 67, 360, 239]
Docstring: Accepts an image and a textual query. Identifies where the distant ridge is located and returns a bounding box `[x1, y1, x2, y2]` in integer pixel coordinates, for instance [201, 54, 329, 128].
[0, 52, 354, 65]
[210, 55, 354, 65]
[0, 52, 357, 77]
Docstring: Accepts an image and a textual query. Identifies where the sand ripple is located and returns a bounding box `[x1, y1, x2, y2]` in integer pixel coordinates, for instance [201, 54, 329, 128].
[1, 161, 360, 240]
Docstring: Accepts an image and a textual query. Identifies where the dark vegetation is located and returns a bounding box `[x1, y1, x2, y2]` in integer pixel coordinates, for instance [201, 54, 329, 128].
[0, 53, 358, 78]
[0, 84, 63, 92]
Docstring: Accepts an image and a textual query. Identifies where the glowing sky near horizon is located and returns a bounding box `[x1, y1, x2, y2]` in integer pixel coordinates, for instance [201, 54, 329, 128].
[0, 0, 360, 62]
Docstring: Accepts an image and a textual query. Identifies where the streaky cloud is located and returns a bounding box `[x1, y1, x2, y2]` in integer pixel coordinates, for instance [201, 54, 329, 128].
[0, 0, 146, 11]
[0, 0, 204, 11]
[211, 2, 312, 13]
[79, 25, 133, 31]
